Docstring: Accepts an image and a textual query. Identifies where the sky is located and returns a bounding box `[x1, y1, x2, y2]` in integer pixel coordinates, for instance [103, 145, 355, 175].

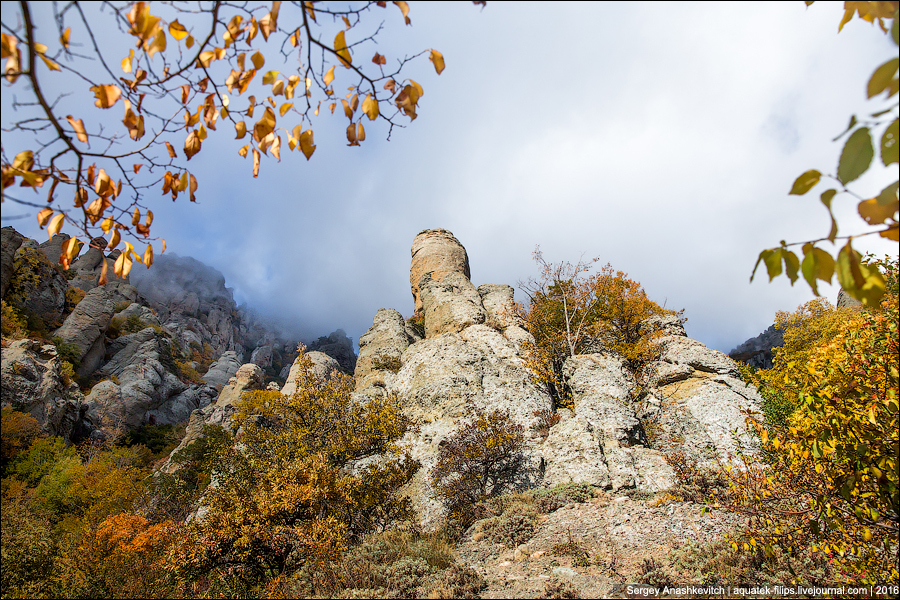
[2, 1, 898, 354]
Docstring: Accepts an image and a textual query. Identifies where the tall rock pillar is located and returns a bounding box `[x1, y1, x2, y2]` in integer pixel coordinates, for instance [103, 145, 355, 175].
[409, 228, 470, 317]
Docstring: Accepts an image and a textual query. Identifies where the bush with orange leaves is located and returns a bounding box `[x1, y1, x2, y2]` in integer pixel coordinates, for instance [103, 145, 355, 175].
[518, 248, 677, 409]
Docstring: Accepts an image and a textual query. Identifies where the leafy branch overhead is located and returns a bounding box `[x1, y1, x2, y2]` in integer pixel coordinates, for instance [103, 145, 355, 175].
[1, 1, 460, 281]
[753, 1, 899, 306]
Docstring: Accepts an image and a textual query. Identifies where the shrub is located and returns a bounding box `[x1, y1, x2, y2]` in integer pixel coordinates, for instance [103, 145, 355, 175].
[722, 293, 898, 585]
[371, 353, 402, 373]
[430, 409, 528, 525]
[532, 409, 561, 438]
[165, 352, 419, 586]
[0, 407, 40, 473]
[663, 451, 727, 503]
[1, 299, 27, 338]
[539, 579, 580, 599]
[64, 287, 86, 314]
[51, 336, 81, 368]
[519, 249, 676, 409]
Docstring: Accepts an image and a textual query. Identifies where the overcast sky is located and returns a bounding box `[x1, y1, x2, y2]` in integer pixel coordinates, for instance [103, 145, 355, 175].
[2, 1, 898, 354]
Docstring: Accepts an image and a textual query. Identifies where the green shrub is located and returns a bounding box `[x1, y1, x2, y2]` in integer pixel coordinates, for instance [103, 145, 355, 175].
[51, 336, 81, 368]
[64, 287, 86, 314]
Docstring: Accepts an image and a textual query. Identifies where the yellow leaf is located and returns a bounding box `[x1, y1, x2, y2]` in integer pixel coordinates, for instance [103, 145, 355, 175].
[147, 30, 167, 58]
[143, 244, 153, 268]
[60, 237, 80, 269]
[98, 257, 108, 285]
[324, 65, 335, 86]
[36, 208, 53, 227]
[169, 20, 188, 40]
[66, 116, 88, 143]
[341, 98, 353, 119]
[165, 141, 177, 158]
[251, 51, 265, 70]
[346, 122, 357, 145]
[253, 107, 276, 141]
[48, 213, 65, 239]
[184, 130, 202, 159]
[238, 144, 249, 157]
[279, 103, 293, 117]
[262, 70, 279, 85]
[361, 94, 379, 120]
[272, 79, 284, 96]
[235, 121, 247, 139]
[108, 229, 120, 251]
[271, 135, 281, 161]
[858, 197, 898, 225]
[101, 217, 114, 233]
[60, 27, 70, 49]
[39, 53, 60, 71]
[299, 129, 315, 160]
[334, 30, 351, 68]
[357, 121, 365, 141]
[161, 239, 167, 254]
[429, 49, 445, 75]
[132, 208, 141, 226]
[342, 16, 351, 30]
[393, 0, 412, 25]
[91, 85, 122, 109]
[252, 147, 260, 177]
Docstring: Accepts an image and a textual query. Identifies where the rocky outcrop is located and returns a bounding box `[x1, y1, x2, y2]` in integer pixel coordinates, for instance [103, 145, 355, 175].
[307, 329, 357, 374]
[69, 237, 117, 293]
[354, 308, 422, 394]
[355, 229, 762, 527]
[85, 327, 188, 429]
[52, 280, 139, 377]
[410, 229, 471, 317]
[1, 339, 89, 440]
[837, 287, 863, 309]
[729, 323, 783, 370]
[1, 226, 24, 298]
[214, 363, 266, 407]
[6, 245, 69, 327]
[281, 351, 342, 395]
[202, 351, 242, 390]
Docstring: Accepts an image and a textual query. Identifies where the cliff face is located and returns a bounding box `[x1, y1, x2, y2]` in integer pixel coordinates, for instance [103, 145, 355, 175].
[352, 229, 763, 527]
[1, 227, 352, 441]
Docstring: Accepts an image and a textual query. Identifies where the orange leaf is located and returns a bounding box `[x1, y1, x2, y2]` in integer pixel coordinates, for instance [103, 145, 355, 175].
[91, 85, 122, 108]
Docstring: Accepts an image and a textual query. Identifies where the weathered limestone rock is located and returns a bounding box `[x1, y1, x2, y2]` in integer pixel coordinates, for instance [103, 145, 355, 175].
[250, 343, 273, 368]
[419, 272, 486, 337]
[354, 308, 421, 393]
[117, 302, 160, 328]
[410, 229, 470, 316]
[215, 363, 265, 407]
[281, 351, 342, 396]
[656, 335, 740, 377]
[202, 351, 242, 390]
[478, 284, 525, 330]
[7, 246, 68, 327]
[1, 339, 86, 440]
[86, 328, 187, 429]
[1, 226, 24, 298]
[52, 280, 139, 376]
[837, 287, 863, 309]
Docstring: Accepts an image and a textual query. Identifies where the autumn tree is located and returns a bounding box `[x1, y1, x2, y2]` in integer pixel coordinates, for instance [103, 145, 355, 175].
[754, 1, 899, 306]
[165, 351, 419, 590]
[518, 248, 676, 409]
[1, 1, 459, 280]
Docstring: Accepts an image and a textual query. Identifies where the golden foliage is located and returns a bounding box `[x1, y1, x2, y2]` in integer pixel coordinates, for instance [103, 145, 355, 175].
[1, 1, 463, 271]
[723, 293, 899, 585]
[519, 248, 675, 409]
[165, 351, 419, 586]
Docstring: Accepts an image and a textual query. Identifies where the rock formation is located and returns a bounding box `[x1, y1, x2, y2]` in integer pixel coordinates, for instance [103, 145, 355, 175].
[1, 227, 343, 443]
[729, 323, 783, 370]
[355, 229, 762, 527]
[409, 229, 471, 317]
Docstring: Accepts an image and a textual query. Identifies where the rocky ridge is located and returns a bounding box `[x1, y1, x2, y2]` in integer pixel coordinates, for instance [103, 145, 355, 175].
[1, 226, 351, 442]
[352, 228, 763, 528]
